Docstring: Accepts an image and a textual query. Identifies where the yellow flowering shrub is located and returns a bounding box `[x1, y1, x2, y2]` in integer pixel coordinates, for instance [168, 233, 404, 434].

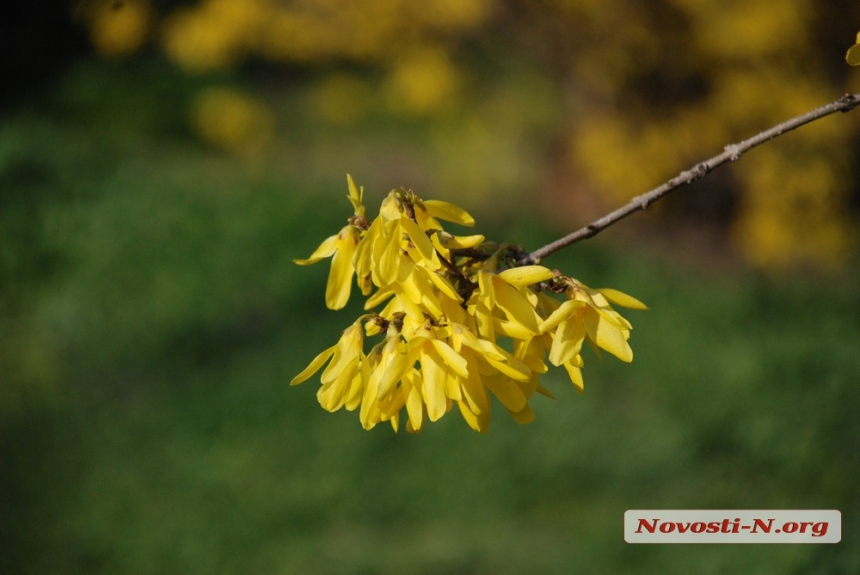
[292, 176, 646, 432]
[80, 0, 153, 58]
[382, 47, 462, 116]
[191, 87, 273, 155]
[558, 0, 858, 270]
[77, 0, 860, 269]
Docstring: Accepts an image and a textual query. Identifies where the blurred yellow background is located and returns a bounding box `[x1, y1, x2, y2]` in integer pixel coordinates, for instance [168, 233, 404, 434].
[78, 0, 860, 269]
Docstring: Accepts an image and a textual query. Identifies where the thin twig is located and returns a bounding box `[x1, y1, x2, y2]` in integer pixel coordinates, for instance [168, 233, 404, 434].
[523, 93, 860, 264]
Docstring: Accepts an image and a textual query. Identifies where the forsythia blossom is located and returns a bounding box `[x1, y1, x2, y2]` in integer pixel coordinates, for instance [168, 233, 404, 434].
[292, 175, 647, 432]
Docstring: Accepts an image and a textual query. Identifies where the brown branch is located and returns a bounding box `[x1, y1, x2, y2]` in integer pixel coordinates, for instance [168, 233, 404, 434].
[523, 93, 860, 264]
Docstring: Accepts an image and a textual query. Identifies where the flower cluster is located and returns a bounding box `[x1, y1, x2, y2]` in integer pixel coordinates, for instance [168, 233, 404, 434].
[292, 176, 646, 432]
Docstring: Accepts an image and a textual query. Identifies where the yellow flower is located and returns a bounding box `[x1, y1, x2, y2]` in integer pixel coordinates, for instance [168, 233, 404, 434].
[472, 266, 553, 339]
[294, 175, 369, 310]
[359, 335, 406, 430]
[537, 277, 647, 389]
[291, 319, 366, 412]
[413, 197, 479, 262]
[294, 224, 361, 310]
[447, 321, 535, 432]
[353, 189, 455, 289]
[352, 316, 465, 431]
[292, 177, 647, 432]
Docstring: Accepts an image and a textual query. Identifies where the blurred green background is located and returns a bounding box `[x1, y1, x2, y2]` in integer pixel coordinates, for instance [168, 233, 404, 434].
[2, 1, 860, 573]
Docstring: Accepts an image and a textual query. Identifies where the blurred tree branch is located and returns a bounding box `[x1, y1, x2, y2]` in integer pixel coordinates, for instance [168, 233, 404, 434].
[524, 93, 860, 264]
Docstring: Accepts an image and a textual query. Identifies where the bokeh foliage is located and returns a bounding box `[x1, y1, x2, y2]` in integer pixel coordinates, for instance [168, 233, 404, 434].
[2, 2, 860, 574]
[76, 0, 860, 268]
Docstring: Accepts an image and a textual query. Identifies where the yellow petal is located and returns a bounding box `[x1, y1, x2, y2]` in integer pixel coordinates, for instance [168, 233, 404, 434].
[422, 199, 475, 227]
[345, 356, 369, 410]
[498, 265, 555, 288]
[441, 295, 468, 325]
[473, 300, 496, 341]
[507, 404, 534, 425]
[379, 192, 401, 221]
[290, 345, 336, 385]
[596, 288, 648, 310]
[373, 222, 401, 286]
[594, 305, 633, 330]
[437, 232, 485, 249]
[420, 347, 449, 421]
[391, 283, 426, 323]
[358, 273, 372, 296]
[394, 258, 421, 304]
[317, 356, 359, 411]
[477, 271, 495, 304]
[359, 379, 381, 430]
[346, 174, 364, 215]
[492, 277, 540, 333]
[584, 307, 633, 362]
[400, 215, 436, 263]
[325, 229, 359, 310]
[378, 385, 405, 420]
[431, 339, 469, 378]
[377, 344, 415, 399]
[364, 285, 395, 310]
[320, 324, 363, 383]
[421, 266, 462, 303]
[456, 400, 485, 432]
[539, 299, 584, 333]
[516, 370, 539, 398]
[444, 372, 463, 402]
[407, 267, 444, 318]
[535, 382, 556, 398]
[464, 333, 505, 362]
[479, 342, 532, 382]
[518, 343, 549, 374]
[404, 371, 425, 431]
[460, 352, 489, 415]
[494, 319, 534, 340]
[353, 217, 379, 277]
[359, 346, 394, 430]
[392, 292, 425, 326]
[294, 234, 338, 265]
[563, 361, 584, 392]
[548, 318, 586, 366]
[484, 374, 528, 412]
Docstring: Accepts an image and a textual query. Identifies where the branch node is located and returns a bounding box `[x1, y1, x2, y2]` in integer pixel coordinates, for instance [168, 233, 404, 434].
[724, 144, 742, 161]
[839, 93, 860, 112]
